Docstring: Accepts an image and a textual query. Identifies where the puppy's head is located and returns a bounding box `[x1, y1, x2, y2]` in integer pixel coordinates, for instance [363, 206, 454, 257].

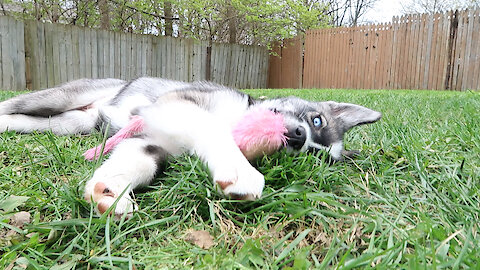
[260, 97, 382, 160]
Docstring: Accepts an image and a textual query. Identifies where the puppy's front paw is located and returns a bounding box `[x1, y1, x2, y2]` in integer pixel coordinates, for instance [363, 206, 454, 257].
[84, 181, 137, 219]
[215, 164, 265, 200]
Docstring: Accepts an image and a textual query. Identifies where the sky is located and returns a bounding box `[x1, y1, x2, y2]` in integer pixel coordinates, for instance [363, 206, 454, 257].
[364, 0, 406, 23]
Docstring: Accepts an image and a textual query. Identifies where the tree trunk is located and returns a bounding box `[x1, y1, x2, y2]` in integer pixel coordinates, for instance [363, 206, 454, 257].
[98, 0, 110, 30]
[164, 1, 173, 36]
[51, 1, 60, 23]
[227, 1, 236, 43]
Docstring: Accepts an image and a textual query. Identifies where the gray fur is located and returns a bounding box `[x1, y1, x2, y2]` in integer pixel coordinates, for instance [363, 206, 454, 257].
[0, 78, 125, 116]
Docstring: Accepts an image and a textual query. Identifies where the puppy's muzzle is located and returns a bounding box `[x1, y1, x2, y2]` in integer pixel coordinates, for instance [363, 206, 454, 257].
[286, 126, 306, 150]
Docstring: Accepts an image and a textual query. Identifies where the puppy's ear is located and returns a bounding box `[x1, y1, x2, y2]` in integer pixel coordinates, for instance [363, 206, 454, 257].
[326, 101, 382, 132]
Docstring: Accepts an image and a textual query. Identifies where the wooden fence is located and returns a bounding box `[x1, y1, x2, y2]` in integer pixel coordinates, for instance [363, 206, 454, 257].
[269, 9, 480, 91]
[0, 16, 268, 91]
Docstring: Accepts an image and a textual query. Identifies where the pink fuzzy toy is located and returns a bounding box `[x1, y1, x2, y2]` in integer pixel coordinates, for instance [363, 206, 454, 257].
[83, 115, 145, 160]
[83, 109, 287, 161]
[232, 109, 287, 160]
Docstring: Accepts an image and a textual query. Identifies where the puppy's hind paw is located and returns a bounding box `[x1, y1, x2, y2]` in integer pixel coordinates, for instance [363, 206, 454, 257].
[84, 182, 137, 220]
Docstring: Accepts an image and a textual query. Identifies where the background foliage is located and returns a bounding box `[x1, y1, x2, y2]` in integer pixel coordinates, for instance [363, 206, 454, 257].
[0, 0, 381, 45]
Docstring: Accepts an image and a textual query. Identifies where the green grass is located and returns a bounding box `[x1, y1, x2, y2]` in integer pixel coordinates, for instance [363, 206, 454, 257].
[1, 89, 479, 269]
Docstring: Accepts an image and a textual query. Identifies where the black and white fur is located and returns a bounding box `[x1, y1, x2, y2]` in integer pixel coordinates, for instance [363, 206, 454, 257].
[0, 77, 381, 218]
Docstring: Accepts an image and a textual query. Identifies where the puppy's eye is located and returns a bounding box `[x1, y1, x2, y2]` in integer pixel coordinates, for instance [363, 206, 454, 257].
[313, 117, 322, 127]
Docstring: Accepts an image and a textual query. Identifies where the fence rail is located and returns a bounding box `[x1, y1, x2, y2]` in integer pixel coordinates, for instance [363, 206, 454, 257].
[0, 16, 268, 91]
[269, 9, 480, 91]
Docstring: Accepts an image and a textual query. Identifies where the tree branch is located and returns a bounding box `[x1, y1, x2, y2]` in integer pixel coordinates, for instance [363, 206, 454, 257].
[108, 0, 179, 20]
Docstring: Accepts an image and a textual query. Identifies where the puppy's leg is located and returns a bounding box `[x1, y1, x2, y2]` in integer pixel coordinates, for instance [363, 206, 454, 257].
[0, 109, 99, 135]
[84, 137, 167, 218]
[0, 78, 124, 135]
[0, 78, 124, 116]
[141, 102, 265, 200]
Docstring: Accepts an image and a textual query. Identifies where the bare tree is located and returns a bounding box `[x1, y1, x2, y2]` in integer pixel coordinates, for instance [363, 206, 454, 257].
[401, 0, 467, 14]
[324, 0, 379, 26]
[467, 0, 480, 8]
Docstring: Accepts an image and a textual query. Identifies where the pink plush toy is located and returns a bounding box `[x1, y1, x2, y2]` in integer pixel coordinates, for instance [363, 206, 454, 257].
[84, 109, 287, 161]
[83, 115, 145, 160]
[232, 109, 287, 160]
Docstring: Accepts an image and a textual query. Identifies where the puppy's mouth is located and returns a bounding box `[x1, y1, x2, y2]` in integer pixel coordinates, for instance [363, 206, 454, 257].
[286, 137, 306, 150]
[285, 126, 307, 150]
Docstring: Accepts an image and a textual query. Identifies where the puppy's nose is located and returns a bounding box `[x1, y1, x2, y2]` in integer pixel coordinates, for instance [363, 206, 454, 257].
[286, 126, 306, 149]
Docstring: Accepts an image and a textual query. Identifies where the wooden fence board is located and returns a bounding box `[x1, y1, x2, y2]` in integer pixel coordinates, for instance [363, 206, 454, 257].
[76, 26, 85, 79]
[66, 25, 74, 81]
[349, 27, 362, 88]
[414, 14, 425, 89]
[462, 9, 475, 90]
[319, 30, 326, 88]
[455, 10, 469, 90]
[84, 28, 91, 79]
[329, 30, 336, 88]
[318, 30, 325, 88]
[131, 33, 138, 78]
[470, 10, 480, 89]
[438, 12, 450, 90]
[368, 26, 377, 89]
[427, 13, 438, 89]
[237, 46, 245, 88]
[256, 47, 263, 88]
[37, 22, 46, 88]
[435, 13, 446, 90]
[232, 43, 241, 86]
[312, 30, 319, 88]
[97, 29, 105, 79]
[91, 28, 99, 79]
[139, 34, 145, 77]
[14, 19, 25, 89]
[396, 16, 405, 88]
[109, 31, 115, 77]
[247, 46, 255, 88]
[0, 16, 14, 89]
[338, 29, 345, 88]
[240, 45, 247, 88]
[229, 44, 237, 87]
[24, 20, 35, 89]
[382, 23, 392, 88]
[407, 14, 417, 89]
[302, 34, 311, 87]
[51, 24, 60, 85]
[247, 46, 254, 88]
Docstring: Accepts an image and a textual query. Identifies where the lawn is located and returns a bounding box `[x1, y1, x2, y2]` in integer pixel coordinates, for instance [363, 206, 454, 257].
[1, 89, 479, 269]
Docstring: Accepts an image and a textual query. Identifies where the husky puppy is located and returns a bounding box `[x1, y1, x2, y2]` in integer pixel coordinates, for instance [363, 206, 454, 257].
[0, 77, 381, 218]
